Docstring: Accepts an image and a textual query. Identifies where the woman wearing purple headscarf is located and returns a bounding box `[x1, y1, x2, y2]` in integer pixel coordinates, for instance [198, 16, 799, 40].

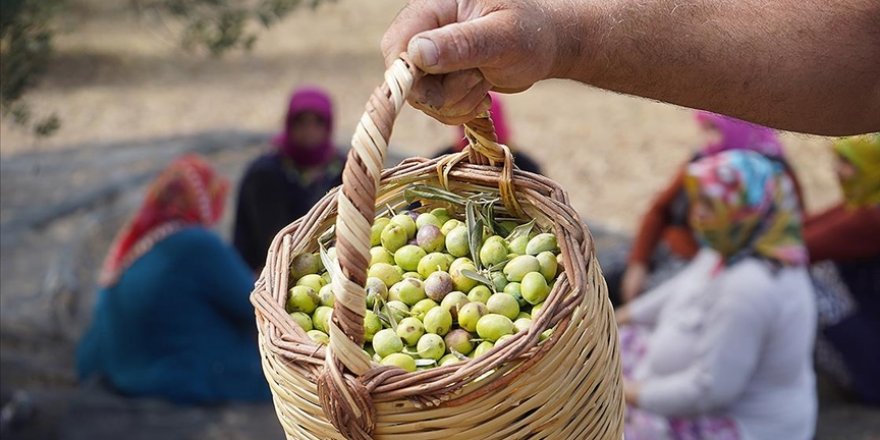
[233, 87, 346, 271]
[607, 112, 805, 305]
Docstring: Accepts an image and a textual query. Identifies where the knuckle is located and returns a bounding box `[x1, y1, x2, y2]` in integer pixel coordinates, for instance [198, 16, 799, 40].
[448, 27, 480, 63]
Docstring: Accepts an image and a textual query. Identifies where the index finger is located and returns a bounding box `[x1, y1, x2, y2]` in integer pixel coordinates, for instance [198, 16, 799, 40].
[380, 0, 459, 68]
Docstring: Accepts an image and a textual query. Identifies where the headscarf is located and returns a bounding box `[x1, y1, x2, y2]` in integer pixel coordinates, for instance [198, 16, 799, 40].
[99, 155, 229, 286]
[832, 133, 880, 208]
[272, 87, 336, 167]
[454, 92, 512, 152]
[684, 150, 807, 267]
[695, 111, 784, 158]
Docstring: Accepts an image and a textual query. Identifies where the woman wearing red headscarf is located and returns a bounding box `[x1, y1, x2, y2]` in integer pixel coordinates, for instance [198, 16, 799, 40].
[234, 87, 346, 271]
[608, 112, 805, 305]
[77, 155, 269, 404]
[432, 92, 542, 174]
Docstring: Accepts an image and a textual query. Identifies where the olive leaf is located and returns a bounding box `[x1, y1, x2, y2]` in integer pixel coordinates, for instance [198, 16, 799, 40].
[373, 295, 406, 329]
[377, 314, 393, 329]
[469, 193, 499, 204]
[404, 184, 468, 206]
[318, 243, 341, 285]
[505, 219, 536, 241]
[465, 200, 484, 269]
[487, 260, 510, 272]
[450, 350, 470, 361]
[318, 225, 336, 247]
[383, 203, 397, 217]
[460, 269, 493, 287]
[372, 297, 384, 317]
[481, 201, 499, 236]
[377, 310, 397, 330]
[415, 359, 438, 367]
[386, 306, 408, 331]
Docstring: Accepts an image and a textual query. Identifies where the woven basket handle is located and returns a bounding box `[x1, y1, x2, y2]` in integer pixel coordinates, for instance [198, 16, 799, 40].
[326, 57, 512, 375]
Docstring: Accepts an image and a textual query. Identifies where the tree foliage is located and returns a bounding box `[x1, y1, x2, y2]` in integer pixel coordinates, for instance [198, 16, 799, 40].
[0, 0, 329, 136]
[135, 0, 327, 55]
[1, 0, 63, 136]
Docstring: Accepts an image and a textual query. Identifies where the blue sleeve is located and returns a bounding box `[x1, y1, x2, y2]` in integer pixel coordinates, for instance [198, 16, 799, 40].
[183, 229, 258, 327]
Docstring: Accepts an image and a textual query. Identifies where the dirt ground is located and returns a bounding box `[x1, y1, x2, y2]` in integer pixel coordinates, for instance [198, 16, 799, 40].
[0, 0, 843, 232]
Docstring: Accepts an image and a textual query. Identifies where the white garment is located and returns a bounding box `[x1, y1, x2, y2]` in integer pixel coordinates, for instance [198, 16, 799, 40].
[629, 249, 817, 440]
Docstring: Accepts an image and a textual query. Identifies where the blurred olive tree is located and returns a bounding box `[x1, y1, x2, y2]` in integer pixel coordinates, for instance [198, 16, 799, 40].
[1, 0, 63, 136]
[0, 0, 330, 137]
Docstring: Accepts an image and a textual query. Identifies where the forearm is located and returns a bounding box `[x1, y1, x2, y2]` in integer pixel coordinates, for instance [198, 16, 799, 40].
[629, 211, 666, 265]
[561, 0, 880, 135]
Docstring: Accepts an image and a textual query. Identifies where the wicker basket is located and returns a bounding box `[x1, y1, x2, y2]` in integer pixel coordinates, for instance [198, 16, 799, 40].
[251, 57, 624, 439]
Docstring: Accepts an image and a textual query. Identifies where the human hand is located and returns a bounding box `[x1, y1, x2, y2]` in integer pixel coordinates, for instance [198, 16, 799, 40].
[615, 305, 632, 326]
[381, 0, 586, 124]
[623, 379, 641, 406]
[621, 263, 648, 303]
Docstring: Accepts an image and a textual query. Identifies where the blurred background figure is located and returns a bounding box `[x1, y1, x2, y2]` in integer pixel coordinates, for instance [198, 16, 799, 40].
[234, 86, 346, 272]
[808, 134, 880, 405]
[608, 112, 803, 306]
[616, 150, 815, 440]
[432, 92, 542, 174]
[77, 155, 269, 404]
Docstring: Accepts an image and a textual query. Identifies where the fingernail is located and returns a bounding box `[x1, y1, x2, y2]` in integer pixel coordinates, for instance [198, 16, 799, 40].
[411, 37, 439, 67]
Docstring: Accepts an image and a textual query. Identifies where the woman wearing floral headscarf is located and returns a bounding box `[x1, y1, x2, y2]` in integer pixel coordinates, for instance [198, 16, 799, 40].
[234, 86, 346, 271]
[611, 111, 804, 305]
[616, 150, 816, 440]
[807, 134, 880, 405]
[77, 155, 270, 404]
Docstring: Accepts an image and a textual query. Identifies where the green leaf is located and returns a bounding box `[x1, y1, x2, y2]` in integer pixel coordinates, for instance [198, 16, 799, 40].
[33, 113, 59, 137]
[372, 297, 384, 317]
[450, 350, 470, 360]
[403, 184, 468, 206]
[466, 200, 483, 269]
[460, 269, 493, 287]
[318, 243, 341, 285]
[486, 259, 510, 272]
[318, 224, 335, 246]
[482, 201, 497, 236]
[505, 219, 536, 241]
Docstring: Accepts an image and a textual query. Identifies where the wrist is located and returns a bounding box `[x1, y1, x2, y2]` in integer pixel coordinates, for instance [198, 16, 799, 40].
[628, 261, 648, 273]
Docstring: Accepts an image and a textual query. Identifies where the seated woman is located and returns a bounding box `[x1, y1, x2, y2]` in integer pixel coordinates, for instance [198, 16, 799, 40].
[234, 86, 346, 271]
[808, 134, 880, 405]
[611, 111, 804, 305]
[77, 155, 270, 405]
[616, 150, 816, 440]
[432, 92, 542, 174]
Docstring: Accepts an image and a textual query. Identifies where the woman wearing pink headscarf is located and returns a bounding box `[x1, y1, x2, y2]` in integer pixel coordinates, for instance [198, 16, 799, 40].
[234, 87, 346, 271]
[609, 112, 805, 305]
[432, 92, 542, 174]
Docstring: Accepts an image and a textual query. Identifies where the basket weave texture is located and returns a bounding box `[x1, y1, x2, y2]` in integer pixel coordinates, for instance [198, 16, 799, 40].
[251, 58, 624, 440]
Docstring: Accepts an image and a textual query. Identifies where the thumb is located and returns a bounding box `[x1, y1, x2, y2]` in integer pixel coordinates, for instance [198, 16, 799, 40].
[407, 14, 513, 75]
